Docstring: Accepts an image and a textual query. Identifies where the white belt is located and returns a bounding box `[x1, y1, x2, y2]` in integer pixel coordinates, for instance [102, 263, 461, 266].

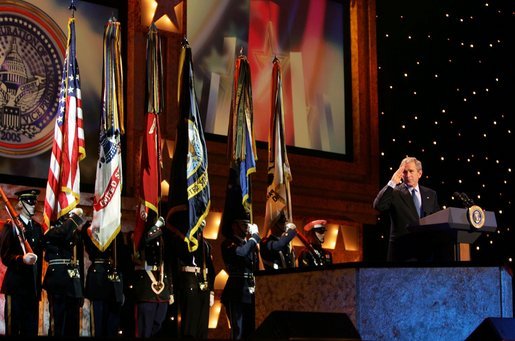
[181, 266, 207, 274]
[135, 261, 161, 271]
[48, 259, 71, 265]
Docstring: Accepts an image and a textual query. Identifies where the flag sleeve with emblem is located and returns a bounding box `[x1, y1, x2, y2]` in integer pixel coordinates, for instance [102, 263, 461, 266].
[220, 54, 257, 237]
[133, 24, 163, 250]
[43, 17, 85, 231]
[90, 18, 124, 250]
[264, 57, 293, 234]
[166, 39, 210, 252]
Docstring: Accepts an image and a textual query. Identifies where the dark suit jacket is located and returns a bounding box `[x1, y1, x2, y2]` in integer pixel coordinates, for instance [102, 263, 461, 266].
[373, 183, 441, 261]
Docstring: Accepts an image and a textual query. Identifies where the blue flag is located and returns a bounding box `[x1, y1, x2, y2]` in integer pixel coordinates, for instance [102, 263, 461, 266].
[167, 39, 210, 252]
[220, 55, 257, 237]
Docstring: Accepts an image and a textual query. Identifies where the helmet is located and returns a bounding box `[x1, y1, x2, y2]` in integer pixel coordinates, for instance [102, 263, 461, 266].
[15, 189, 40, 206]
[232, 219, 250, 237]
[304, 219, 327, 244]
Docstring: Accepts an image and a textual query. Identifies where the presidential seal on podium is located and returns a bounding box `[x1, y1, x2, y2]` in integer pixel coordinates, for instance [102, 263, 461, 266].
[468, 205, 486, 229]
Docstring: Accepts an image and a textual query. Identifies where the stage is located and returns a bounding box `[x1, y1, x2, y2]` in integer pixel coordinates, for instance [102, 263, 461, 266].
[254, 263, 513, 340]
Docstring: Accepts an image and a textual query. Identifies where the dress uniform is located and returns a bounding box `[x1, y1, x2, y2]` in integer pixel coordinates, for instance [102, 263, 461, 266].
[82, 223, 124, 336]
[297, 219, 333, 268]
[0, 189, 44, 336]
[169, 226, 215, 339]
[221, 220, 260, 340]
[260, 213, 297, 270]
[43, 208, 86, 337]
[131, 217, 173, 338]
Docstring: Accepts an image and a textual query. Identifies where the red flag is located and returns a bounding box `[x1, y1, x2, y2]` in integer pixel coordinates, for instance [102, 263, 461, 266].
[133, 24, 163, 250]
[43, 18, 85, 231]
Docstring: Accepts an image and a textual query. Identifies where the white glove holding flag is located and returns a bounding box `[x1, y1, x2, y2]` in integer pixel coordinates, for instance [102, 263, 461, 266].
[248, 223, 259, 236]
[22, 252, 38, 265]
[70, 207, 83, 217]
[209, 291, 215, 307]
[285, 222, 297, 231]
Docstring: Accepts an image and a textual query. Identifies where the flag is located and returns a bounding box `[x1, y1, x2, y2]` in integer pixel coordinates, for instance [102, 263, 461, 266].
[133, 24, 163, 250]
[43, 18, 85, 231]
[90, 18, 124, 251]
[167, 39, 210, 252]
[264, 57, 293, 234]
[220, 54, 257, 237]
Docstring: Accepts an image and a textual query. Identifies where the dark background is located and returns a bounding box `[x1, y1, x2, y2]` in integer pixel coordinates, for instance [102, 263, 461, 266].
[366, 0, 514, 271]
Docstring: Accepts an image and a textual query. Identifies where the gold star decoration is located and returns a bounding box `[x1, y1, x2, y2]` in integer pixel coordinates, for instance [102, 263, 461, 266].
[152, 0, 182, 29]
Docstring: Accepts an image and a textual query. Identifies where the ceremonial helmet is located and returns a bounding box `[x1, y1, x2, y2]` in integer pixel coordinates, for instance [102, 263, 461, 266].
[15, 189, 40, 216]
[304, 219, 327, 244]
[15, 189, 40, 205]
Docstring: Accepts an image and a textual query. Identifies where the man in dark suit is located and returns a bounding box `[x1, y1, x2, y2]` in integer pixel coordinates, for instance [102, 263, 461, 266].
[0, 189, 44, 336]
[373, 156, 453, 262]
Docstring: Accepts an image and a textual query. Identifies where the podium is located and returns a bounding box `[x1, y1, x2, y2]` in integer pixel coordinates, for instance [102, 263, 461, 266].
[411, 207, 497, 261]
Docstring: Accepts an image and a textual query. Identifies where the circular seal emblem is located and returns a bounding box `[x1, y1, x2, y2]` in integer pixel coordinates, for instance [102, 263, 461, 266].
[0, 0, 65, 158]
[468, 204, 485, 229]
[187, 119, 204, 177]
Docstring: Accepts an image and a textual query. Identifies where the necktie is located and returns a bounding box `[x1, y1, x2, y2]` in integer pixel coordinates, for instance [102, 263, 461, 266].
[412, 189, 421, 217]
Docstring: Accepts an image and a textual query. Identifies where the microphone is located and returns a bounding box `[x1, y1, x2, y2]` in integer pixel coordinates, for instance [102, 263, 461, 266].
[461, 192, 475, 207]
[453, 192, 469, 208]
[453, 192, 475, 208]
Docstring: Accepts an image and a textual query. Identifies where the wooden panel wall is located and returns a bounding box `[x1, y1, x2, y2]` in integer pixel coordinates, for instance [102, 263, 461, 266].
[0, 0, 379, 259]
[124, 0, 379, 227]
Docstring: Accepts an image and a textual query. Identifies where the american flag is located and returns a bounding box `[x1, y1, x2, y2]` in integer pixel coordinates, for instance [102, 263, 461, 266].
[264, 57, 293, 233]
[43, 18, 85, 231]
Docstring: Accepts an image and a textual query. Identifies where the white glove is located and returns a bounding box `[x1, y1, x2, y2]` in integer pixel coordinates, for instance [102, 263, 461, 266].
[70, 207, 83, 217]
[285, 222, 297, 231]
[169, 294, 174, 305]
[22, 252, 38, 265]
[248, 223, 259, 235]
[209, 291, 214, 307]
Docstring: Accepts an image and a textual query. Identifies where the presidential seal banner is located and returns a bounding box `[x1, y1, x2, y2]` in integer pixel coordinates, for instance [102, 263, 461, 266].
[43, 17, 85, 231]
[167, 39, 210, 253]
[0, 0, 66, 159]
[90, 18, 124, 251]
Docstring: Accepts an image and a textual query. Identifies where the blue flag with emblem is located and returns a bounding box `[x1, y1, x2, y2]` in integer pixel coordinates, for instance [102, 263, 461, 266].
[166, 39, 210, 252]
